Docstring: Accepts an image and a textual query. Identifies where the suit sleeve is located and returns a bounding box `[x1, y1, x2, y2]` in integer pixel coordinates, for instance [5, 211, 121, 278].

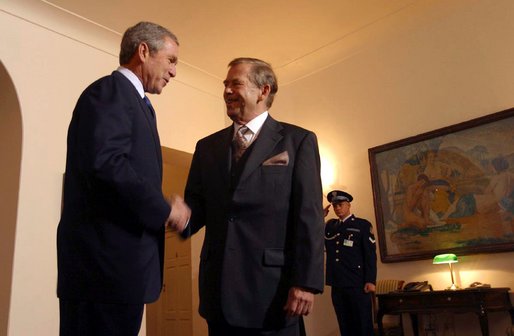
[182, 141, 206, 238]
[363, 220, 377, 284]
[75, 83, 170, 233]
[290, 132, 325, 293]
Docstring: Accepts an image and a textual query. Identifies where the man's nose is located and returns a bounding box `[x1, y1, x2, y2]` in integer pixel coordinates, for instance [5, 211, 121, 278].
[169, 64, 177, 78]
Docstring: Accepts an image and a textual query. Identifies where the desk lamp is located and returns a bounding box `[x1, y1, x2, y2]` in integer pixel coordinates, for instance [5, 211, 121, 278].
[433, 253, 458, 290]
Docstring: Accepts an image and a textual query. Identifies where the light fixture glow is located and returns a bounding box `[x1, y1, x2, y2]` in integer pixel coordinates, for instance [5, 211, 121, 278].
[433, 253, 459, 290]
[320, 150, 336, 191]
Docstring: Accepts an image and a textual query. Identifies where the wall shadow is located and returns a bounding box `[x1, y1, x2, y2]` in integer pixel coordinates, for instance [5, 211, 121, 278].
[0, 61, 22, 335]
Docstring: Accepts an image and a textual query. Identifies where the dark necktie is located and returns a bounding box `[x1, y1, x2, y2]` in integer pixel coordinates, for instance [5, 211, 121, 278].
[143, 96, 155, 117]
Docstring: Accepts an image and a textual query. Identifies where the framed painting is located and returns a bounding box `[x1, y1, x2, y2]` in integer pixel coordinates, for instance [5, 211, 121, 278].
[369, 108, 514, 262]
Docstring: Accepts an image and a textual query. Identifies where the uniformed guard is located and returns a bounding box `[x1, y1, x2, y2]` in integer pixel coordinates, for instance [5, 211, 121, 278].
[324, 190, 377, 336]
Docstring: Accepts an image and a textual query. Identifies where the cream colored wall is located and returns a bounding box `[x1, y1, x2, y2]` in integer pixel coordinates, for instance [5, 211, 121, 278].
[274, 1, 514, 335]
[0, 0, 223, 335]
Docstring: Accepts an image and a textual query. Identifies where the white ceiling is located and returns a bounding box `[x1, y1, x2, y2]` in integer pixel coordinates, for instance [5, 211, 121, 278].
[46, 0, 418, 83]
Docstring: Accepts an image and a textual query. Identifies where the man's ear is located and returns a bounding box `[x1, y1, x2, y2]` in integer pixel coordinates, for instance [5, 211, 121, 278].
[258, 84, 271, 102]
[137, 42, 150, 63]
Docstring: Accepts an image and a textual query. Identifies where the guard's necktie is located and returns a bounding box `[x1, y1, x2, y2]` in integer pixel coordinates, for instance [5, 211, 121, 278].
[143, 96, 155, 117]
[233, 126, 252, 162]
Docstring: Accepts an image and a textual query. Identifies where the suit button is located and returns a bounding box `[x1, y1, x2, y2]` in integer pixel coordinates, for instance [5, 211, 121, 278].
[336, 250, 339, 253]
[336, 241, 340, 245]
[336, 258, 339, 262]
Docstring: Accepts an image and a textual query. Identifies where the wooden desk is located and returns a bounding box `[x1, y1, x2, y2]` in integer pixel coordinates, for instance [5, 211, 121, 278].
[376, 287, 512, 336]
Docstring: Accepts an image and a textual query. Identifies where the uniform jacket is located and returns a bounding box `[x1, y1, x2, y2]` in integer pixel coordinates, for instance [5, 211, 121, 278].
[324, 214, 377, 288]
[57, 71, 170, 304]
[183, 116, 325, 329]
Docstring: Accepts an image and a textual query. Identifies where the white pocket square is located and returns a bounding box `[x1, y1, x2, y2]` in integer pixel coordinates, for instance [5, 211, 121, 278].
[263, 151, 289, 166]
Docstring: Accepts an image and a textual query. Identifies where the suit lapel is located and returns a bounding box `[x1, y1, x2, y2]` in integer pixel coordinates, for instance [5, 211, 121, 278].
[216, 126, 233, 186]
[138, 96, 163, 171]
[113, 72, 163, 174]
[238, 117, 283, 183]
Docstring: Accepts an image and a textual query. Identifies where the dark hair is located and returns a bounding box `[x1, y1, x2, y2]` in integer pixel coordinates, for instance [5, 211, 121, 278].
[228, 57, 278, 108]
[119, 22, 179, 65]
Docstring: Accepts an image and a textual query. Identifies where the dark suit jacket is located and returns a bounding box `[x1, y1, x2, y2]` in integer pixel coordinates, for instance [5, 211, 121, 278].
[57, 71, 170, 304]
[183, 116, 325, 329]
[324, 214, 377, 288]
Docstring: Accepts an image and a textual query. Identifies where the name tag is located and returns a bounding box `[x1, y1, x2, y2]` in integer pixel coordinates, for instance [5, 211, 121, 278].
[343, 239, 354, 247]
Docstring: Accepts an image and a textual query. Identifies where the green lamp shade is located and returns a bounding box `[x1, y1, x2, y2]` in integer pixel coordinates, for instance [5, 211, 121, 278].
[433, 253, 458, 264]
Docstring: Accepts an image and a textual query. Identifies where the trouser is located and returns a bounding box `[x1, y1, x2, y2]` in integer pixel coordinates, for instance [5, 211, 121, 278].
[59, 299, 144, 336]
[331, 286, 373, 335]
[208, 317, 304, 336]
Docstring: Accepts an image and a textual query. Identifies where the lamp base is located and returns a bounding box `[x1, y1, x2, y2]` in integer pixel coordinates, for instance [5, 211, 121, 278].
[446, 283, 459, 290]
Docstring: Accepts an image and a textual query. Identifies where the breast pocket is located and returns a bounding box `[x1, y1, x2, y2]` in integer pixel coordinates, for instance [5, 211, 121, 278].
[261, 165, 288, 174]
[259, 165, 292, 195]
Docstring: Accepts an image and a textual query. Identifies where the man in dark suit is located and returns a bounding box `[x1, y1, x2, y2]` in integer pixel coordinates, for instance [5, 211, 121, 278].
[324, 190, 377, 336]
[57, 22, 190, 336]
[183, 57, 325, 336]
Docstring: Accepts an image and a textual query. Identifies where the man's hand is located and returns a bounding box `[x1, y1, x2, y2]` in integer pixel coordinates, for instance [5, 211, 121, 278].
[364, 282, 376, 293]
[283, 286, 314, 317]
[165, 194, 191, 233]
[323, 204, 331, 218]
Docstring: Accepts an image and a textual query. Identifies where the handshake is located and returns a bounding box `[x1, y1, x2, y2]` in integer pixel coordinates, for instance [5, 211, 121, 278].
[165, 194, 191, 233]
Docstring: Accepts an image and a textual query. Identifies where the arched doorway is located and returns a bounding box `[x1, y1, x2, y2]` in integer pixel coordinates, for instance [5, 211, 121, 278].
[0, 61, 22, 335]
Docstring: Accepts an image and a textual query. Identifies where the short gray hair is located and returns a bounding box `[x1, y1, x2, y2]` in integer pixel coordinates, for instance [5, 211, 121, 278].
[119, 22, 179, 65]
[228, 57, 278, 108]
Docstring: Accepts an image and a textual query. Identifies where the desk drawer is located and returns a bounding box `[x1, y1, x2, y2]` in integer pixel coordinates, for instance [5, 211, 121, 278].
[377, 288, 512, 321]
[380, 295, 421, 311]
[379, 293, 473, 312]
[428, 294, 473, 307]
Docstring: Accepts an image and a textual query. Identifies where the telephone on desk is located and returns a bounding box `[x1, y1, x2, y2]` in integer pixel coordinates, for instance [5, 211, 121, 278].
[468, 282, 491, 288]
[403, 281, 433, 292]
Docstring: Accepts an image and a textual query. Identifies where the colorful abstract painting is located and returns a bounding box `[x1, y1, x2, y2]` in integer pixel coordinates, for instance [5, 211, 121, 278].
[369, 109, 514, 262]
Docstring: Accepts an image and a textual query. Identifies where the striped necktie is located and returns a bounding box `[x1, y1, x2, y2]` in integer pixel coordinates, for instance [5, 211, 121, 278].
[233, 126, 252, 161]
